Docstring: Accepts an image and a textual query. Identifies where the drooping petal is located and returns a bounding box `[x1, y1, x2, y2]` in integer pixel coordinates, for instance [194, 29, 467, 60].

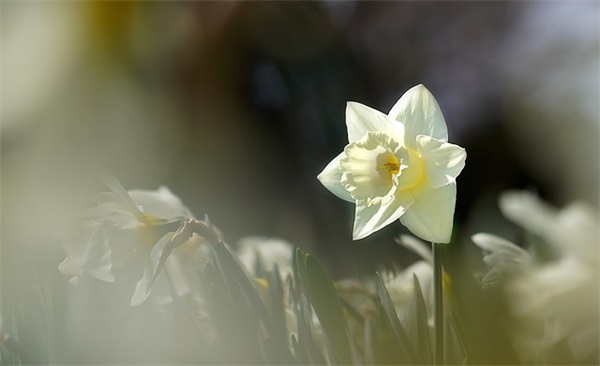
[388, 84, 448, 148]
[85, 204, 139, 229]
[82, 225, 115, 283]
[130, 232, 173, 306]
[346, 102, 403, 143]
[471, 233, 531, 273]
[399, 183, 456, 243]
[130, 186, 194, 219]
[416, 135, 466, 189]
[57, 225, 92, 283]
[499, 191, 557, 239]
[353, 193, 414, 240]
[500, 191, 599, 261]
[99, 173, 142, 214]
[131, 263, 153, 307]
[554, 203, 599, 262]
[472, 233, 524, 255]
[317, 151, 354, 202]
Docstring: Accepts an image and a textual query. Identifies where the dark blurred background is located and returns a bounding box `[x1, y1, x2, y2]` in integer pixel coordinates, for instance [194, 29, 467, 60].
[2, 1, 598, 281]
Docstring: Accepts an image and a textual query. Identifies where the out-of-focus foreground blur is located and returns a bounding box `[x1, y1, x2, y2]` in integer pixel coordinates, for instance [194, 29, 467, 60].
[1, 1, 598, 364]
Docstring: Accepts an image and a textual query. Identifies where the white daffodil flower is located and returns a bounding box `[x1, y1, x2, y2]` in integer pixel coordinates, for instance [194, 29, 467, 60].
[58, 176, 205, 306]
[472, 191, 599, 362]
[317, 85, 466, 242]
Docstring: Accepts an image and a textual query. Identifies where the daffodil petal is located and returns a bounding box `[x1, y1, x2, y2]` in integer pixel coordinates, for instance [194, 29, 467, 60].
[353, 194, 414, 240]
[471, 233, 532, 285]
[130, 233, 173, 306]
[346, 102, 402, 143]
[472, 233, 520, 254]
[416, 135, 466, 189]
[99, 174, 141, 214]
[131, 264, 153, 307]
[388, 84, 448, 148]
[85, 204, 139, 229]
[82, 225, 115, 282]
[400, 183, 456, 243]
[499, 190, 557, 237]
[317, 151, 354, 202]
[130, 186, 194, 219]
[58, 233, 89, 284]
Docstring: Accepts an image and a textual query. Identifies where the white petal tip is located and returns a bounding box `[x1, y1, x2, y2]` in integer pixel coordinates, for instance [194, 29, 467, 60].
[351, 231, 364, 241]
[130, 292, 150, 307]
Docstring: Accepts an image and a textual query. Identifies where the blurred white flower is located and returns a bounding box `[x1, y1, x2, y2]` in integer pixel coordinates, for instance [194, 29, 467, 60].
[58, 176, 205, 306]
[499, 190, 598, 264]
[317, 84, 466, 242]
[380, 234, 439, 326]
[236, 236, 295, 279]
[471, 233, 532, 286]
[395, 233, 433, 263]
[472, 190, 599, 361]
[381, 260, 434, 325]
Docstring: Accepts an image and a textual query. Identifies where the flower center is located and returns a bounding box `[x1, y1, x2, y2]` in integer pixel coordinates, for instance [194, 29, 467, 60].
[340, 131, 406, 204]
[376, 160, 400, 175]
[340, 131, 428, 205]
[396, 147, 426, 192]
[138, 213, 163, 226]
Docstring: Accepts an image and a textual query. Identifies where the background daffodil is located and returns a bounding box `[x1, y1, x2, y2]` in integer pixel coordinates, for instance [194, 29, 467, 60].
[58, 176, 205, 306]
[318, 84, 466, 243]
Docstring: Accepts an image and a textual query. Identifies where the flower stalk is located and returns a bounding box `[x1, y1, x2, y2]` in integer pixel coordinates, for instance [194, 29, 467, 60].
[433, 242, 444, 365]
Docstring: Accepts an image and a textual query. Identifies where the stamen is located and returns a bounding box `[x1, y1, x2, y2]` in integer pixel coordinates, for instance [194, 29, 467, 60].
[376, 162, 400, 175]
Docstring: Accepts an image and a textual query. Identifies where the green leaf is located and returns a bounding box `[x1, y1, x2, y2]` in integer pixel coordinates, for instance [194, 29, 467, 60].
[211, 241, 265, 318]
[268, 264, 287, 342]
[0, 332, 41, 365]
[347, 330, 362, 365]
[290, 248, 326, 364]
[363, 318, 375, 365]
[375, 272, 420, 364]
[444, 316, 467, 365]
[405, 274, 433, 364]
[207, 282, 233, 338]
[204, 257, 262, 363]
[210, 241, 295, 362]
[290, 335, 308, 364]
[339, 296, 365, 325]
[293, 247, 308, 295]
[260, 336, 298, 365]
[294, 293, 327, 365]
[303, 254, 352, 364]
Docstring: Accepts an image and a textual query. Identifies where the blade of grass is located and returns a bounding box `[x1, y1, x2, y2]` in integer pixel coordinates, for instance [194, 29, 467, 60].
[407, 274, 433, 364]
[268, 264, 287, 342]
[444, 316, 467, 365]
[363, 318, 375, 365]
[303, 254, 352, 364]
[376, 272, 420, 364]
[211, 240, 295, 362]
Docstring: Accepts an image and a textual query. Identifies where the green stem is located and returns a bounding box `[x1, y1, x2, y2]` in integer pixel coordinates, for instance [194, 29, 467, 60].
[433, 242, 444, 365]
